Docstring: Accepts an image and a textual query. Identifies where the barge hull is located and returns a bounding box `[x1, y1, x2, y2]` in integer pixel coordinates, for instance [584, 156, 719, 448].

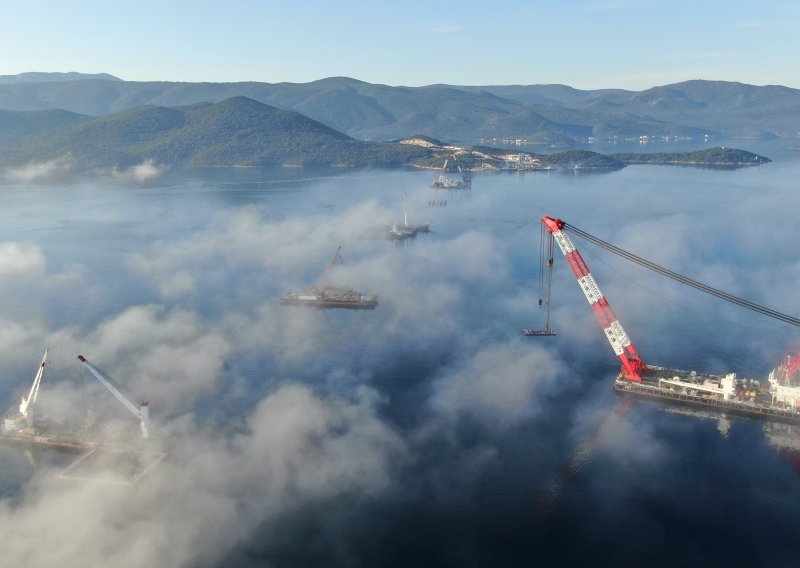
[614, 367, 800, 425]
[1, 431, 98, 451]
[280, 298, 378, 309]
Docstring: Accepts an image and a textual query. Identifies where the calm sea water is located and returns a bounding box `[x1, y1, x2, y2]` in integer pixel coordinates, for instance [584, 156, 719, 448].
[1, 141, 799, 566]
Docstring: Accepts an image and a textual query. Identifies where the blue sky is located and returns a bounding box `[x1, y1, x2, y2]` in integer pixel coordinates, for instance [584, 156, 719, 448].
[3, 0, 799, 89]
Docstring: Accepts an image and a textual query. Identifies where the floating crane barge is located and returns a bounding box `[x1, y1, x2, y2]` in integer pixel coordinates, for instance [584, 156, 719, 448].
[541, 215, 800, 424]
[0, 349, 98, 450]
[281, 246, 378, 309]
[431, 155, 471, 189]
[1, 352, 157, 450]
[2, 353, 164, 484]
[614, 364, 800, 426]
[280, 287, 378, 309]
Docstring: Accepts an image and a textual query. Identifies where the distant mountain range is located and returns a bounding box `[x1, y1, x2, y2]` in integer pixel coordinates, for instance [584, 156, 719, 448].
[0, 72, 122, 85]
[0, 72, 792, 172]
[0, 73, 798, 146]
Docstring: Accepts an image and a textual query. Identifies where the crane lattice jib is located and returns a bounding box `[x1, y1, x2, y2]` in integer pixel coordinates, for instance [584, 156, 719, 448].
[322, 246, 343, 290]
[20, 349, 48, 425]
[542, 216, 646, 382]
[78, 355, 150, 439]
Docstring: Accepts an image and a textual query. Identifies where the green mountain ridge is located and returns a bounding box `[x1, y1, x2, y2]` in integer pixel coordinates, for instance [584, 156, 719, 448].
[609, 147, 770, 165]
[1, 97, 431, 169]
[4, 76, 792, 144]
[0, 84, 777, 174]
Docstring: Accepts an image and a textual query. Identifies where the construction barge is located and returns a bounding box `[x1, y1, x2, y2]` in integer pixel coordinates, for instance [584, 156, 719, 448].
[0, 428, 102, 451]
[1, 352, 165, 484]
[280, 286, 378, 309]
[365, 193, 430, 241]
[281, 246, 378, 309]
[613, 361, 800, 425]
[2, 352, 157, 451]
[539, 215, 800, 426]
[431, 155, 472, 189]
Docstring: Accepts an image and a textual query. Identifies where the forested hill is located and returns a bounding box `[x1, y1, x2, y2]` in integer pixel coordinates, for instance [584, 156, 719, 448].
[0, 96, 431, 169]
[609, 147, 770, 166]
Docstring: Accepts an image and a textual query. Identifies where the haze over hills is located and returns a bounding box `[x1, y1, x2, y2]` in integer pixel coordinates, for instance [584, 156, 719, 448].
[0, 73, 798, 145]
[0, 72, 122, 84]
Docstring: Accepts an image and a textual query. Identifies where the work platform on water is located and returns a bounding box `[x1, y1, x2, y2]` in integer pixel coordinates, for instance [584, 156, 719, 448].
[522, 327, 557, 337]
[1, 351, 163, 481]
[538, 215, 800, 425]
[431, 155, 472, 189]
[59, 447, 165, 486]
[366, 192, 430, 241]
[281, 246, 378, 309]
[280, 286, 379, 309]
[614, 362, 800, 426]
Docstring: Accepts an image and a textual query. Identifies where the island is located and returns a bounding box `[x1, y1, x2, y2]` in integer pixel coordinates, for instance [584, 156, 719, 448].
[408, 141, 769, 173]
[608, 147, 770, 166]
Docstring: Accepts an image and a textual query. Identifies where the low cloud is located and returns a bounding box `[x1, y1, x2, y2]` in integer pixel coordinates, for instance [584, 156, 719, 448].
[108, 159, 168, 183]
[430, 24, 464, 34]
[44, 305, 231, 419]
[581, 0, 636, 12]
[3, 165, 797, 566]
[3, 156, 72, 183]
[431, 341, 560, 428]
[0, 242, 46, 281]
[1, 383, 405, 568]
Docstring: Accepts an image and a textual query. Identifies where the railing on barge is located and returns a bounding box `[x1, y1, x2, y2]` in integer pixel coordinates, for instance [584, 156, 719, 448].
[614, 380, 800, 425]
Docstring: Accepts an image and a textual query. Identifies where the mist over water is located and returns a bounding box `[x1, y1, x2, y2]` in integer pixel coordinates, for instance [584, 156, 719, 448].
[0, 145, 799, 567]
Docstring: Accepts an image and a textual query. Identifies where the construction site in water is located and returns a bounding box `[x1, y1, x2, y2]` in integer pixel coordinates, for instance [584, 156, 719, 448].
[280, 246, 378, 309]
[5, 208, 800, 484]
[527, 215, 800, 425]
[1, 352, 164, 484]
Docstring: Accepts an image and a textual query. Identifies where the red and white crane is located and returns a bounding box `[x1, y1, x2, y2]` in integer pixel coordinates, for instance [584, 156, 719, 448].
[320, 245, 342, 293]
[77, 355, 151, 439]
[542, 216, 647, 382]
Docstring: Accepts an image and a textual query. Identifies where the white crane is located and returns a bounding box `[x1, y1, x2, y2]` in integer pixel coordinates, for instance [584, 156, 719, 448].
[77, 355, 151, 439]
[19, 349, 48, 428]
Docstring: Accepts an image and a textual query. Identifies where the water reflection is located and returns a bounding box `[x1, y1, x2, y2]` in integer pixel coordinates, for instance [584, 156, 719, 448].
[0, 145, 798, 566]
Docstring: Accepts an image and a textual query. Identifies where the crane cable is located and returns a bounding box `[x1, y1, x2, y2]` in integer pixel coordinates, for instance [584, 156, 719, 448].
[538, 222, 546, 302]
[535, 225, 555, 330]
[562, 222, 800, 327]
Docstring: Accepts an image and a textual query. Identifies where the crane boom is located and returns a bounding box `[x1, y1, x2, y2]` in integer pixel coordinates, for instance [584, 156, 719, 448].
[322, 246, 343, 290]
[19, 349, 48, 427]
[542, 216, 646, 381]
[77, 355, 150, 438]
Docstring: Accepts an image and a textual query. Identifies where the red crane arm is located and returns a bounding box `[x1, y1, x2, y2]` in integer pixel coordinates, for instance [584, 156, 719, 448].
[323, 246, 342, 287]
[542, 216, 646, 382]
